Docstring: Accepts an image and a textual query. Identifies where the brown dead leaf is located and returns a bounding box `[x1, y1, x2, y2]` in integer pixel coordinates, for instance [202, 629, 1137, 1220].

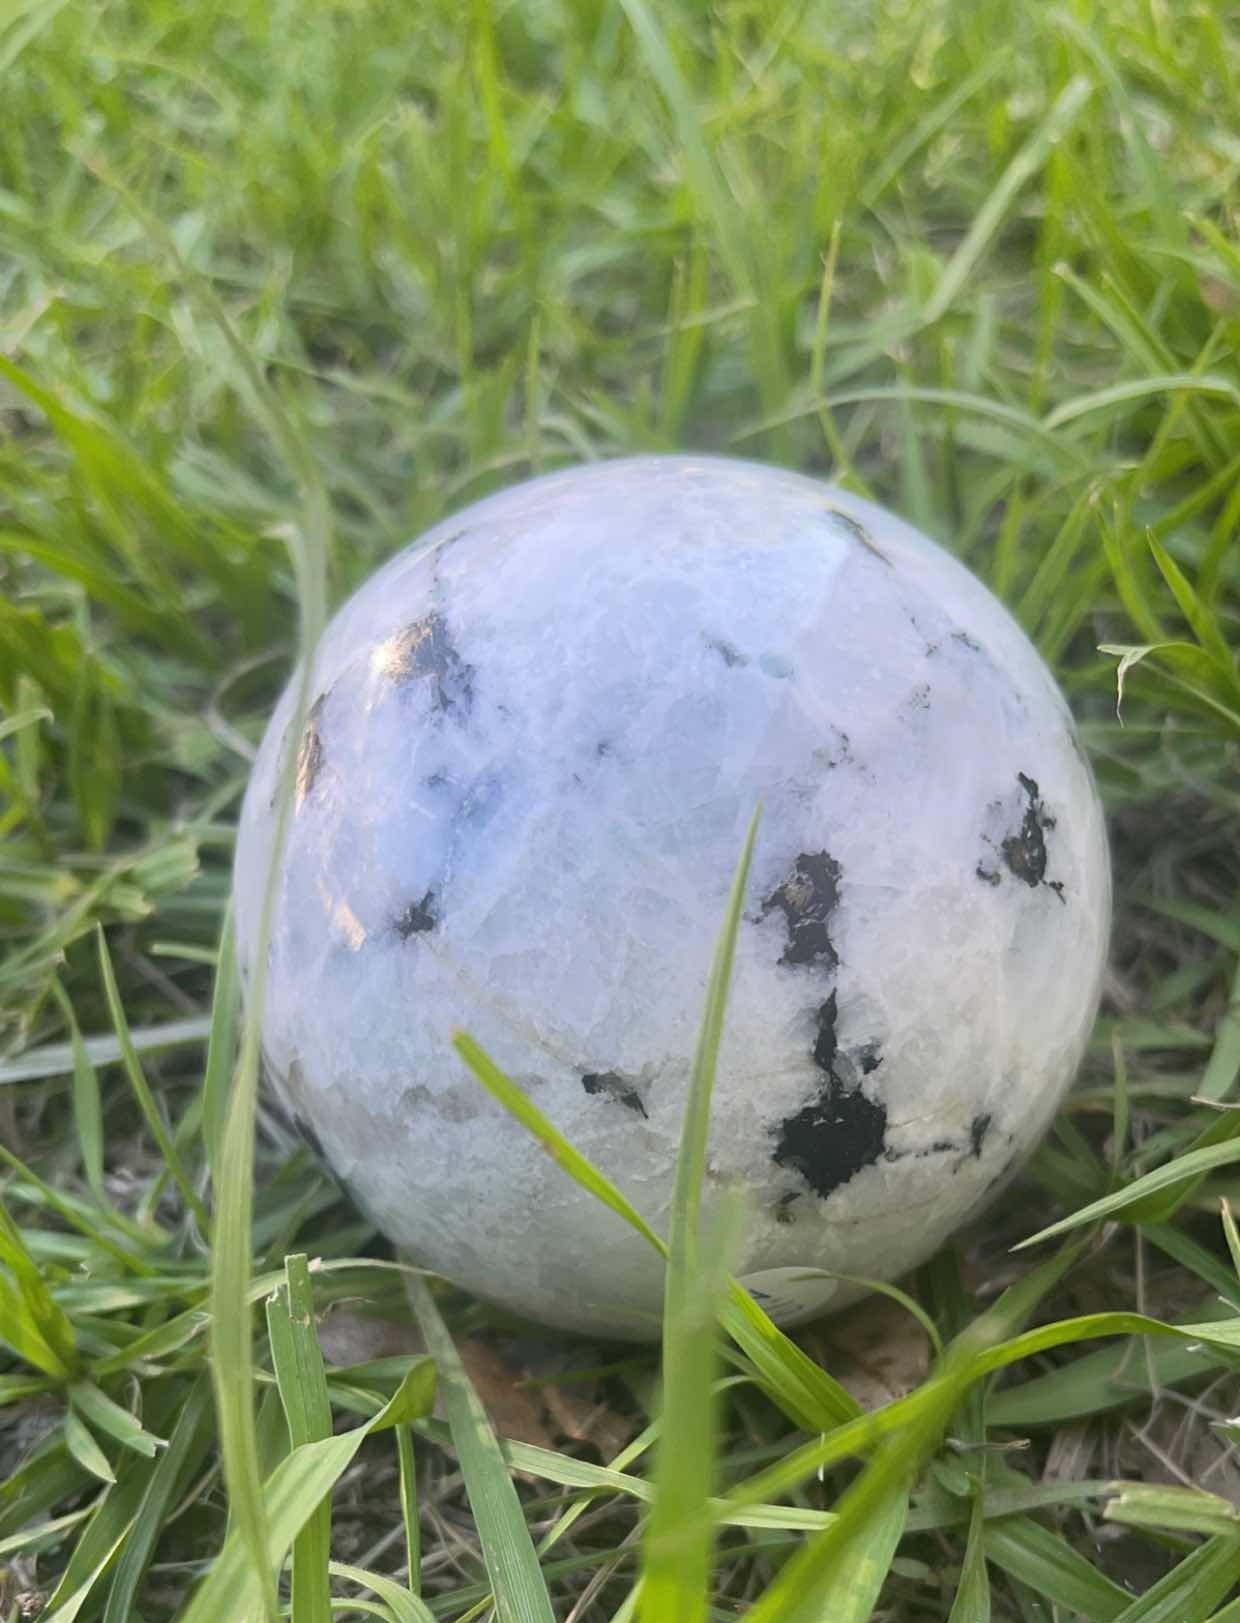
[315, 1306, 636, 1457]
[315, 1307, 554, 1446]
[804, 1295, 932, 1411]
[541, 1381, 638, 1460]
[456, 1339, 558, 1449]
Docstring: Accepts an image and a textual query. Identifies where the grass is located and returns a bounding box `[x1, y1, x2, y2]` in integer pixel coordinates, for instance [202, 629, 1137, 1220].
[0, 0, 1238, 1616]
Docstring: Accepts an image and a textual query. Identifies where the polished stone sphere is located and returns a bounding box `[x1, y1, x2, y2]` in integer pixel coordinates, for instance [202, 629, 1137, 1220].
[234, 456, 1110, 1337]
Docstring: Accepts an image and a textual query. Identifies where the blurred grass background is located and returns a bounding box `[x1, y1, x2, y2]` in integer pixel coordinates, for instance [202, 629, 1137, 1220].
[1, 0, 1238, 1618]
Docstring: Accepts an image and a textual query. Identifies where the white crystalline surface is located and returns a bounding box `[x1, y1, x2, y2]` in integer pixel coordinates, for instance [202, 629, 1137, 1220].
[233, 456, 1111, 1338]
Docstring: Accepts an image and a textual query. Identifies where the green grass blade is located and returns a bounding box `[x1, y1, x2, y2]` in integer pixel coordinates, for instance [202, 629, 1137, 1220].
[101, 1376, 214, 1623]
[989, 1334, 1233, 1430]
[985, 1514, 1129, 1618]
[666, 808, 758, 1271]
[451, 1030, 666, 1257]
[201, 901, 242, 1183]
[1016, 1134, 1240, 1248]
[267, 1253, 334, 1623]
[397, 1423, 421, 1598]
[1147, 534, 1238, 673]
[40, 1495, 140, 1623]
[50, 979, 106, 1203]
[94, 927, 209, 1231]
[1105, 1484, 1240, 1538]
[718, 1288, 862, 1430]
[947, 1495, 991, 1623]
[795, 1479, 909, 1623]
[62, 1409, 116, 1485]
[1043, 373, 1240, 431]
[0, 1195, 77, 1375]
[0, 1017, 213, 1087]
[923, 76, 1093, 323]
[0, 1142, 154, 1276]
[1110, 1537, 1240, 1623]
[641, 1199, 743, 1623]
[452, 1031, 862, 1433]
[68, 1381, 163, 1459]
[407, 1277, 556, 1623]
[179, 1359, 434, 1623]
[1199, 951, 1240, 1102]
[614, 0, 787, 439]
[328, 1562, 437, 1623]
[741, 1408, 926, 1622]
[209, 1042, 277, 1620]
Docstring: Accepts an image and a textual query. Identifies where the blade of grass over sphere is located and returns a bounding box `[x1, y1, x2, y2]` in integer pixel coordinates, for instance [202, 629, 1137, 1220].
[451, 1031, 667, 1255]
[94, 927, 208, 1232]
[642, 814, 756, 1623]
[641, 1197, 745, 1623]
[266, 1255, 334, 1623]
[453, 1029, 860, 1433]
[407, 1277, 556, 1623]
[178, 1359, 435, 1623]
[666, 809, 758, 1274]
